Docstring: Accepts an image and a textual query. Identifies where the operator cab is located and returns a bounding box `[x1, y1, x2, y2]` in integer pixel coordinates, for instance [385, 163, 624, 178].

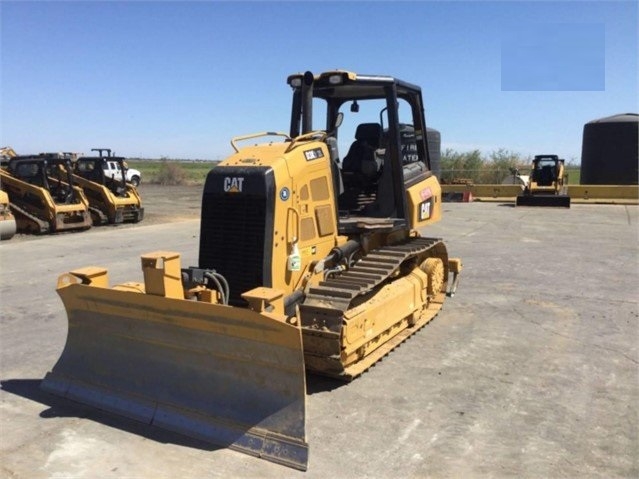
[531, 155, 562, 187]
[287, 71, 434, 232]
[8, 154, 77, 203]
[74, 151, 129, 195]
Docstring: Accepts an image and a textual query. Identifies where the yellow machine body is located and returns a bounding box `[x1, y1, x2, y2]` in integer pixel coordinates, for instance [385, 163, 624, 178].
[0, 156, 92, 233]
[69, 156, 144, 225]
[517, 154, 571, 207]
[42, 70, 462, 470]
[220, 139, 342, 295]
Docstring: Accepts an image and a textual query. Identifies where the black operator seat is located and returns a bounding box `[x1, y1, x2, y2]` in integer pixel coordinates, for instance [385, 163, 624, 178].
[341, 123, 383, 175]
[539, 165, 554, 186]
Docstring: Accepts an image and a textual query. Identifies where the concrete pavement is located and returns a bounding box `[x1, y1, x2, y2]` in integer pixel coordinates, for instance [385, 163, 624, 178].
[1, 203, 637, 478]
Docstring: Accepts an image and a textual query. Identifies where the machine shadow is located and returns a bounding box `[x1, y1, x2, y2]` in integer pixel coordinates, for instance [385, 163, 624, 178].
[3, 376, 339, 429]
[305, 373, 343, 395]
[1, 379, 222, 452]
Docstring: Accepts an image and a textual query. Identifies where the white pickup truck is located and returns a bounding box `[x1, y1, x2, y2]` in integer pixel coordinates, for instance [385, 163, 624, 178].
[103, 160, 141, 187]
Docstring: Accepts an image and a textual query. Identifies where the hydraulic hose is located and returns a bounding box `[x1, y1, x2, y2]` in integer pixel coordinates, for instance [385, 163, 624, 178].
[204, 271, 230, 305]
[326, 240, 360, 265]
[284, 290, 305, 317]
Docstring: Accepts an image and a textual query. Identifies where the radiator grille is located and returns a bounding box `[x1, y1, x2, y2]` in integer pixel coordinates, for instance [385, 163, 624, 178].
[199, 192, 267, 306]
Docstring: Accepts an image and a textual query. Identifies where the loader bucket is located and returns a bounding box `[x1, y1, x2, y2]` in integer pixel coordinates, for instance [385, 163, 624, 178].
[516, 194, 571, 208]
[41, 281, 309, 470]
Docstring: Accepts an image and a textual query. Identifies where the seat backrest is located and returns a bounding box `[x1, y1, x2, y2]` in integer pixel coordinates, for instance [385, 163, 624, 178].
[354, 123, 382, 148]
[538, 165, 554, 186]
[342, 123, 382, 172]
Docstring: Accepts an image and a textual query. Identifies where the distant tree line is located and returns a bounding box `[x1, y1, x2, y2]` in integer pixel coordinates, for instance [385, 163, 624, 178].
[130, 149, 580, 186]
[439, 148, 579, 184]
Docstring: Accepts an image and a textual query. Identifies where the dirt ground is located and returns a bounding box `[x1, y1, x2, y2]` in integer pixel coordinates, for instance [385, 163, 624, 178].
[136, 184, 204, 224]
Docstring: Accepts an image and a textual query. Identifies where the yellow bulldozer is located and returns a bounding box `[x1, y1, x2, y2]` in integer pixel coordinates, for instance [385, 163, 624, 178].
[71, 150, 144, 224]
[41, 70, 462, 470]
[0, 154, 92, 233]
[516, 154, 571, 207]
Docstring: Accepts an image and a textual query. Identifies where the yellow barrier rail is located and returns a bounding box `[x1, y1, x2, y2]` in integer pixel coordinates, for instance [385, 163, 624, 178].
[442, 184, 638, 204]
[566, 185, 638, 200]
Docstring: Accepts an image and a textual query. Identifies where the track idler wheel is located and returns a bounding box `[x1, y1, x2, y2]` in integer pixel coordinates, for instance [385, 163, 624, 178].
[420, 257, 444, 296]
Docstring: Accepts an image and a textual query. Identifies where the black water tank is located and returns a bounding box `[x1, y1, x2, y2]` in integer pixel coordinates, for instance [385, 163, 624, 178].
[426, 127, 441, 178]
[581, 113, 638, 185]
[396, 124, 441, 178]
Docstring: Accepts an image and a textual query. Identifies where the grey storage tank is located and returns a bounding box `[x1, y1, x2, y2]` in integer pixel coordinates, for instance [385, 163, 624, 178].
[580, 113, 638, 185]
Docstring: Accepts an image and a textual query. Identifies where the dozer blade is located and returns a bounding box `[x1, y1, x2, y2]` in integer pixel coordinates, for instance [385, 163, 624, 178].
[41, 283, 309, 470]
[516, 194, 571, 208]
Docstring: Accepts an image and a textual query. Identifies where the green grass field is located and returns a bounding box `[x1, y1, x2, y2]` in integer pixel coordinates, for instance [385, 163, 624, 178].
[128, 160, 218, 185]
[565, 167, 581, 184]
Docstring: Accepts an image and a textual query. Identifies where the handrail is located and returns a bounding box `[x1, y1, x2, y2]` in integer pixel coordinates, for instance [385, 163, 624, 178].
[230, 132, 291, 153]
[284, 130, 328, 153]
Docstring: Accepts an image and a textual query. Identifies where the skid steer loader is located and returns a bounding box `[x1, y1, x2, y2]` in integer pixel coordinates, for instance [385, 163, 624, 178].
[0, 154, 92, 233]
[41, 70, 462, 470]
[71, 151, 144, 225]
[516, 154, 571, 207]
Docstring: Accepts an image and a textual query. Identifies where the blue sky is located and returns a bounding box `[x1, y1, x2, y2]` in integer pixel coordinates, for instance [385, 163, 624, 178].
[1, 1, 637, 162]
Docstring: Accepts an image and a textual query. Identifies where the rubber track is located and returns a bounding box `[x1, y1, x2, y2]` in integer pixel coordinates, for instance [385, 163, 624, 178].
[300, 237, 447, 380]
[304, 237, 441, 309]
[8, 202, 50, 233]
[88, 206, 109, 225]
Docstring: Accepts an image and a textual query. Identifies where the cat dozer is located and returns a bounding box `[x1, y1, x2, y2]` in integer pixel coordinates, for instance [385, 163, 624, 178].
[516, 154, 571, 207]
[71, 151, 144, 224]
[0, 154, 92, 233]
[42, 71, 462, 470]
